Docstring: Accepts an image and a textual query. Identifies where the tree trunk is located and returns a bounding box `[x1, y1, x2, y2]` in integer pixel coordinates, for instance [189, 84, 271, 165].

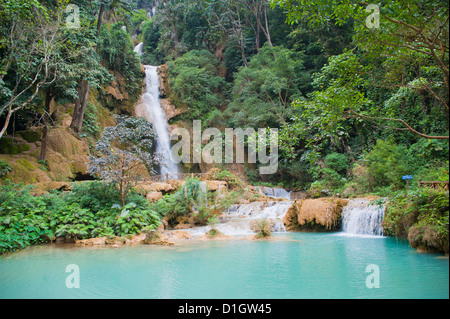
[97, 4, 105, 35]
[0, 108, 13, 139]
[39, 90, 54, 162]
[70, 78, 90, 133]
[262, 4, 273, 47]
[255, 21, 261, 52]
[39, 125, 48, 162]
[239, 37, 249, 68]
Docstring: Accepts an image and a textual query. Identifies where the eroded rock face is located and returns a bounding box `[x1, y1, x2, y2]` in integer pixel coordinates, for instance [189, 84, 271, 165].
[146, 191, 163, 202]
[408, 226, 450, 254]
[283, 198, 349, 232]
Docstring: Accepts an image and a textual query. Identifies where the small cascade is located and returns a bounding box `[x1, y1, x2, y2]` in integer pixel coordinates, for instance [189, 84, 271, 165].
[134, 42, 144, 56]
[257, 186, 291, 200]
[184, 201, 292, 236]
[341, 199, 386, 236]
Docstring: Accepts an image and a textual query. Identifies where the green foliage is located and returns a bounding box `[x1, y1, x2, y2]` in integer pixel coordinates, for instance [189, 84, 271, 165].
[141, 19, 163, 65]
[205, 227, 223, 239]
[383, 188, 449, 253]
[151, 177, 208, 226]
[0, 181, 161, 254]
[252, 219, 272, 239]
[88, 115, 158, 206]
[364, 139, 409, 190]
[0, 182, 52, 254]
[0, 159, 11, 178]
[80, 102, 101, 138]
[97, 23, 143, 101]
[325, 153, 349, 175]
[0, 137, 30, 154]
[169, 50, 227, 120]
[227, 44, 304, 129]
[65, 181, 122, 212]
[214, 169, 245, 190]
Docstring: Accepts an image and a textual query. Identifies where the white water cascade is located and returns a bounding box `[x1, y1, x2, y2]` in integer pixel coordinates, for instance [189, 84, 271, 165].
[257, 186, 292, 200]
[135, 43, 179, 176]
[139, 65, 179, 176]
[184, 201, 292, 236]
[341, 199, 386, 236]
[134, 42, 143, 56]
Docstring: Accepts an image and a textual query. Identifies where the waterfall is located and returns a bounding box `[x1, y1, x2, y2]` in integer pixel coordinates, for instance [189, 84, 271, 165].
[134, 42, 144, 56]
[341, 199, 386, 236]
[184, 201, 292, 236]
[257, 186, 291, 200]
[135, 44, 179, 176]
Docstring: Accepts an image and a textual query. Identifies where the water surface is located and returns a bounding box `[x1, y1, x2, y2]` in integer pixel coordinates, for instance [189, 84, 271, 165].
[0, 233, 448, 299]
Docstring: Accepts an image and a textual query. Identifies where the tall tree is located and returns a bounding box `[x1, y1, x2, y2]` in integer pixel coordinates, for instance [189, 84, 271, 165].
[0, 0, 62, 139]
[272, 0, 449, 140]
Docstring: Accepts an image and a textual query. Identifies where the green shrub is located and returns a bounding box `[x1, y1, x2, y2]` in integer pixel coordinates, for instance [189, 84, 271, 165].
[0, 160, 11, 178]
[325, 152, 349, 174]
[364, 139, 409, 190]
[81, 102, 101, 138]
[0, 182, 161, 254]
[252, 219, 272, 239]
[307, 180, 332, 198]
[98, 23, 143, 101]
[65, 181, 122, 213]
[168, 50, 227, 119]
[151, 178, 207, 226]
[0, 182, 52, 254]
[320, 167, 346, 190]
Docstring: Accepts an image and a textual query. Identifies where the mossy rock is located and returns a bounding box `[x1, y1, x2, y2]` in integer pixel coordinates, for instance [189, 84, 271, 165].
[46, 152, 73, 181]
[17, 129, 42, 143]
[17, 158, 36, 171]
[47, 128, 88, 158]
[70, 156, 89, 175]
[7, 162, 37, 184]
[0, 137, 31, 155]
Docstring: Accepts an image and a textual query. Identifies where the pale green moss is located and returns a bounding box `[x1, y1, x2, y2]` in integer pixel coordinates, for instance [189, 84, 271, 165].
[17, 158, 36, 171]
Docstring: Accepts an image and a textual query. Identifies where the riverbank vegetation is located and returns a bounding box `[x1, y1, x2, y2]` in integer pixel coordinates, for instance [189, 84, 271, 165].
[0, 181, 160, 254]
[383, 188, 449, 254]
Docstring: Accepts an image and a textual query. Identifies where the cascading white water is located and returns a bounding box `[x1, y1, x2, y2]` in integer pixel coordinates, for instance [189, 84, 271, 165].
[184, 201, 292, 236]
[134, 42, 143, 56]
[134, 43, 179, 176]
[139, 65, 179, 176]
[341, 199, 386, 236]
[257, 186, 292, 200]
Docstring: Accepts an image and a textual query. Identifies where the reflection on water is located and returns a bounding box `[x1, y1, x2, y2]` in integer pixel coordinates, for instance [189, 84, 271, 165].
[0, 233, 448, 299]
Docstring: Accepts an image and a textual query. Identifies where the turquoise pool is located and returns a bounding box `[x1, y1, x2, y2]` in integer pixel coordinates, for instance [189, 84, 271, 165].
[0, 233, 448, 299]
